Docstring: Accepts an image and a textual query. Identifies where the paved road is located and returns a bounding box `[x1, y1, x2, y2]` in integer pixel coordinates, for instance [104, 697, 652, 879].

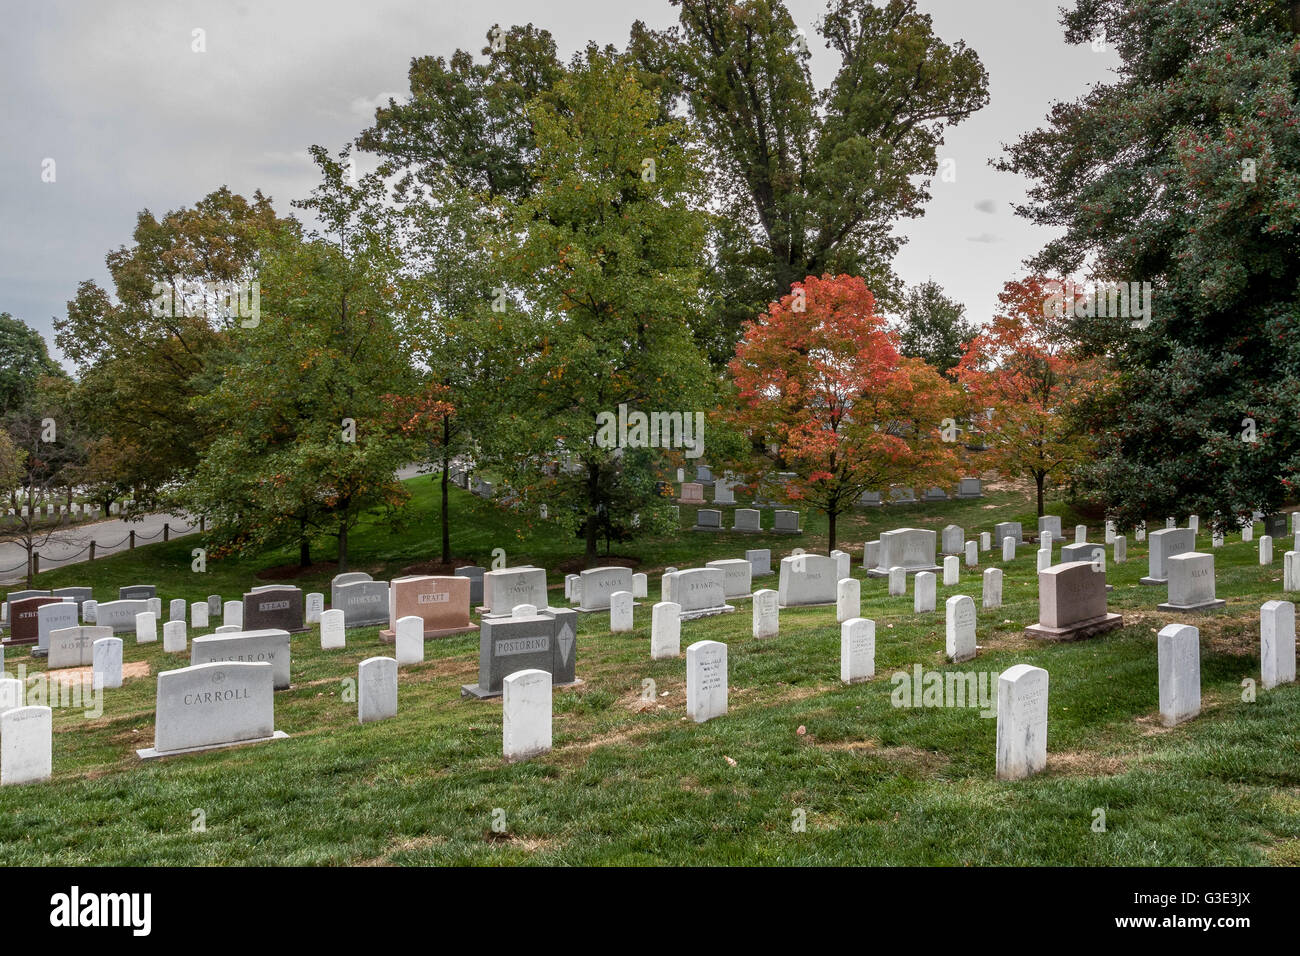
[0, 511, 200, 587]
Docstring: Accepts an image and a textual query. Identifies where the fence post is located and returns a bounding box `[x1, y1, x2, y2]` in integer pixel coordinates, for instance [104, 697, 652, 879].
[200, 515, 205, 533]
[163, 522, 170, 542]
[129, 531, 135, 550]
[89, 541, 96, 561]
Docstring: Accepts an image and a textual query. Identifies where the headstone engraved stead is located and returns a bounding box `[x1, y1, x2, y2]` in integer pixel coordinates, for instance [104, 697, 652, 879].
[861, 540, 880, 569]
[305, 592, 324, 624]
[92, 637, 123, 689]
[982, 568, 1003, 609]
[752, 588, 779, 638]
[914, 571, 936, 613]
[461, 607, 580, 699]
[777, 554, 838, 608]
[1024, 561, 1123, 641]
[686, 640, 728, 723]
[747, 548, 773, 578]
[162, 620, 187, 653]
[330, 572, 373, 608]
[36, 602, 79, 653]
[8, 596, 61, 645]
[995, 665, 1048, 781]
[651, 602, 681, 659]
[840, 618, 875, 684]
[240, 586, 306, 634]
[48, 625, 110, 669]
[573, 567, 635, 613]
[1260, 600, 1296, 690]
[358, 657, 398, 723]
[90, 600, 148, 636]
[1158, 552, 1226, 612]
[994, 522, 1024, 546]
[1140, 528, 1196, 585]
[1, 706, 52, 785]
[336, 580, 390, 629]
[633, 573, 648, 599]
[733, 508, 762, 532]
[383, 575, 477, 639]
[190, 629, 291, 689]
[319, 609, 345, 649]
[867, 528, 940, 578]
[395, 616, 424, 666]
[706, 559, 752, 600]
[888, 567, 906, 597]
[119, 585, 156, 601]
[965, 541, 977, 567]
[836, 577, 860, 624]
[945, 595, 977, 663]
[956, 477, 983, 499]
[678, 482, 706, 504]
[223, 600, 242, 629]
[941, 525, 964, 555]
[169, 599, 186, 622]
[503, 669, 552, 761]
[1157, 623, 1201, 727]
[610, 591, 634, 633]
[943, 555, 960, 586]
[772, 510, 801, 534]
[138, 661, 286, 759]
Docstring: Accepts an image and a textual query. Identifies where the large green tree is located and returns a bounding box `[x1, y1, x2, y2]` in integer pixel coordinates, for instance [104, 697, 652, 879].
[0, 314, 63, 417]
[629, 0, 989, 363]
[897, 280, 978, 379]
[999, 0, 1300, 532]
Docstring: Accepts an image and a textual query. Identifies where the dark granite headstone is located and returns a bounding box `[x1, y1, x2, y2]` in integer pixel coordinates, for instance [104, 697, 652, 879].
[461, 607, 578, 699]
[119, 585, 157, 601]
[241, 586, 306, 633]
[8, 596, 62, 644]
[455, 566, 486, 606]
[335, 580, 389, 629]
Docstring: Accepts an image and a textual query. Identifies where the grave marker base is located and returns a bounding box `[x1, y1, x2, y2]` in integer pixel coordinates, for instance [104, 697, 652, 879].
[1138, 576, 1168, 586]
[1156, 598, 1226, 613]
[460, 677, 582, 700]
[137, 730, 288, 760]
[679, 603, 736, 621]
[379, 622, 478, 642]
[863, 564, 941, 579]
[1024, 613, 1123, 642]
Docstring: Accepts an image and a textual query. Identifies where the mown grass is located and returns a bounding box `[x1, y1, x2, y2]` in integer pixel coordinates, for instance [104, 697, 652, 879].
[2, 480, 1298, 865]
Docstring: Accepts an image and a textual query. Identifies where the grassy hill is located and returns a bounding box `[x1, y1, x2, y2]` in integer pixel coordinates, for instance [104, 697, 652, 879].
[2, 478, 1298, 865]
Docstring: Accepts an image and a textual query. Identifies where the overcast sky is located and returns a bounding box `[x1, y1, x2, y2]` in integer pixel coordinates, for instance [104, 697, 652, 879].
[1, 0, 1116, 367]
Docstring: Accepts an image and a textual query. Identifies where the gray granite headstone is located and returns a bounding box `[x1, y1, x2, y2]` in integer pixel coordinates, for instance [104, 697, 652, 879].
[190, 629, 292, 690]
[119, 585, 157, 601]
[138, 661, 285, 759]
[335, 581, 390, 629]
[93, 599, 150, 635]
[461, 607, 579, 699]
[455, 566, 486, 607]
[36, 602, 79, 653]
[1141, 527, 1196, 585]
[777, 554, 838, 607]
[746, 548, 773, 577]
[578, 567, 633, 612]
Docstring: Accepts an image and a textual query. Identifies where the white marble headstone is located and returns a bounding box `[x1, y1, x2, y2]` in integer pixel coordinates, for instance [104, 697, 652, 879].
[836, 577, 860, 624]
[945, 595, 977, 663]
[651, 602, 681, 659]
[163, 620, 187, 653]
[135, 611, 157, 644]
[686, 640, 727, 723]
[943, 555, 960, 586]
[840, 618, 875, 684]
[1260, 600, 1295, 691]
[982, 568, 1002, 609]
[305, 592, 325, 624]
[995, 664, 1048, 781]
[1, 706, 52, 785]
[191, 602, 209, 629]
[358, 657, 398, 723]
[92, 637, 123, 690]
[223, 600, 242, 628]
[320, 608, 345, 649]
[503, 668, 552, 761]
[752, 588, 778, 639]
[1158, 623, 1201, 726]
[610, 591, 634, 633]
[395, 615, 424, 666]
[914, 571, 936, 613]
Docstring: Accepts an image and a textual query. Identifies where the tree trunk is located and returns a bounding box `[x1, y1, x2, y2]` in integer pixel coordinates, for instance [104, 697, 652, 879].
[337, 519, 349, 572]
[827, 507, 837, 553]
[584, 463, 600, 567]
[1035, 471, 1046, 517]
[299, 537, 311, 568]
[440, 422, 451, 564]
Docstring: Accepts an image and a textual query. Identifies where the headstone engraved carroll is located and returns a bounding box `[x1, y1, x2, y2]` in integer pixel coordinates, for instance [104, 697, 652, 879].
[190, 630, 291, 690]
[358, 657, 398, 724]
[1260, 600, 1297, 690]
[995, 665, 1048, 781]
[461, 607, 580, 699]
[1, 707, 52, 786]
[1141, 527, 1197, 585]
[138, 661, 286, 759]
[1158, 552, 1226, 612]
[1024, 561, 1123, 641]
[1158, 623, 1201, 727]
[778, 554, 838, 608]
[686, 640, 727, 723]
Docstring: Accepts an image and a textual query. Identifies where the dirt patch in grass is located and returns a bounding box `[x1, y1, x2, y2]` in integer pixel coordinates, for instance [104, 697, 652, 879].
[45, 661, 151, 686]
[1048, 750, 1131, 777]
[977, 626, 1039, 652]
[1265, 839, 1300, 865]
[812, 737, 951, 774]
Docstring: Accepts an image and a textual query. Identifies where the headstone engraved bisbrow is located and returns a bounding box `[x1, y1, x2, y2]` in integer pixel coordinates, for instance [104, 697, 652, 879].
[358, 657, 398, 723]
[578, 567, 634, 612]
[945, 595, 977, 663]
[138, 661, 286, 759]
[777, 554, 837, 608]
[460, 607, 580, 699]
[1, 707, 52, 785]
[1024, 561, 1123, 641]
[190, 629, 291, 690]
[1158, 552, 1225, 612]
[995, 665, 1048, 780]
[336, 580, 390, 629]
[867, 528, 940, 578]
[503, 669, 552, 761]
[1141, 527, 1196, 585]
[651, 602, 681, 659]
[241, 586, 306, 633]
[1157, 623, 1201, 726]
[706, 559, 752, 600]
[686, 640, 727, 723]
[1260, 600, 1296, 690]
[840, 618, 875, 684]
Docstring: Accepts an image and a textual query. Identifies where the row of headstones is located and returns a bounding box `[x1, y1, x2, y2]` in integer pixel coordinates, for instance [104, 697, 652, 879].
[684, 505, 802, 534]
[856, 479, 984, 506]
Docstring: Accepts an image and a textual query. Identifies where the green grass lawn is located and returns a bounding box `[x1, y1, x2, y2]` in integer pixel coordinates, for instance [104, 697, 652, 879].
[2, 479, 1298, 865]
